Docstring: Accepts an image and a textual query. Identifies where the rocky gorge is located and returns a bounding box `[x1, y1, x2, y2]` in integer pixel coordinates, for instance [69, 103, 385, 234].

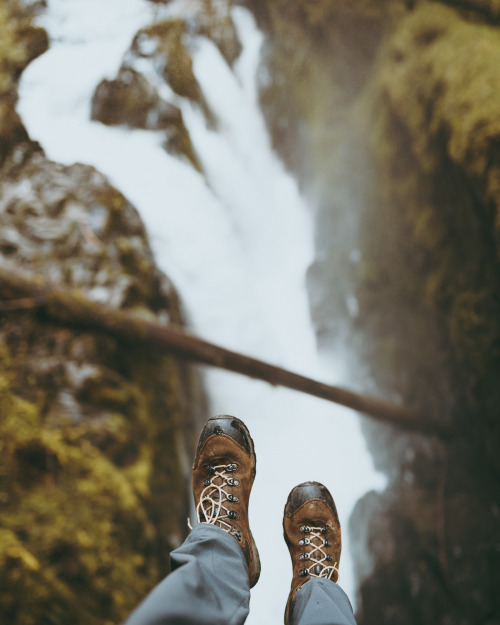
[252, 1, 500, 623]
[1, 0, 499, 624]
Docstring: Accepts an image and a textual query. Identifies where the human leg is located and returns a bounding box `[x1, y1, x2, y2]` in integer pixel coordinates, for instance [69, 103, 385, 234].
[291, 578, 356, 625]
[124, 415, 260, 625]
[125, 523, 250, 625]
[283, 482, 357, 625]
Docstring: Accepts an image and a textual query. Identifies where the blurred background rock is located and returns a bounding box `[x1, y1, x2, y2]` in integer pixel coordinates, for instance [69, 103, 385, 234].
[1, 0, 499, 624]
[252, 1, 500, 623]
[0, 2, 205, 623]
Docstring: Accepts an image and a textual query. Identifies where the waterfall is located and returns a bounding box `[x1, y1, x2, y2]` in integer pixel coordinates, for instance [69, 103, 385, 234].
[17, 1, 386, 621]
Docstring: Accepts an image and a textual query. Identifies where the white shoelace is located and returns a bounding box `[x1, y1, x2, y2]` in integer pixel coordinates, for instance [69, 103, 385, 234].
[298, 524, 339, 580]
[193, 462, 242, 541]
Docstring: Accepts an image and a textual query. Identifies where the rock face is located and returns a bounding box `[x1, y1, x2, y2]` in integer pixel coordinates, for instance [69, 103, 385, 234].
[251, 0, 500, 623]
[91, 65, 202, 170]
[0, 0, 48, 164]
[91, 67, 182, 130]
[0, 3, 205, 624]
[91, 0, 243, 172]
[147, 0, 242, 67]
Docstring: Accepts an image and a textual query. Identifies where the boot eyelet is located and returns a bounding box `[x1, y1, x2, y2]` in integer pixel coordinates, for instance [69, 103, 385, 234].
[299, 569, 309, 577]
[203, 464, 215, 475]
[326, 555, 333, 562]
[228, 510, 239, 520]
[232, 530, 242, 542]
[299, 553, 310, 561]
[226, 477, 239, 486]
[226, 463, 238, 472]
[203, 478, 212, 487]
[323, 539, 331, 547]
[300, 525, 311, 533]
[299, 538, 310, 546]
[321, 526, 328, 534]
[227, 494, 239, 503]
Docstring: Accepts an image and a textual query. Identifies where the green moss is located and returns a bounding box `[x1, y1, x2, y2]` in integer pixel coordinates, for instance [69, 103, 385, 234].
[0, 322, 199, 625]
[440, 0, 500, 20]
[380, 3, 500, 172]
[362, 2, 500, 395]
[253, 0, 500, 619]
[0, 347, 164, 625]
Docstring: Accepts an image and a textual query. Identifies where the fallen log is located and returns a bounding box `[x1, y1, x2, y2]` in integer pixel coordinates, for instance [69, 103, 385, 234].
[0, 261, 449, 438]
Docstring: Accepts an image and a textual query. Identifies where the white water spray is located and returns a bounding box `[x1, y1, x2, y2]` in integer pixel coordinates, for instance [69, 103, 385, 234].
[18, 1, 385, 621]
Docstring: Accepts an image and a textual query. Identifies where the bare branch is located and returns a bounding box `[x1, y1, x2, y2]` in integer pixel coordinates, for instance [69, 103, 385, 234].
[0, 260, 450, 438]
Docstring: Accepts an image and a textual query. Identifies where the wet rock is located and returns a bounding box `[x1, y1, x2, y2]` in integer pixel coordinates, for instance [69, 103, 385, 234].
[0, 3, 207, 624]
[131, 19, 204, 103]
[92, 67, 182, 130]
[0, 140, 207, 624]
[91, 65, 202, 171]
[91, 1, 243, 171]
[252, 0, 500, 623]
[0, 0, 48, 166]
[146, 0, 241, 66]
[0, 97, 30, 164]
[189, 0, 242, 67]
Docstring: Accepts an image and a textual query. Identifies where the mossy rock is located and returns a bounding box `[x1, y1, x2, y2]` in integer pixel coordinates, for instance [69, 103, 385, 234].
[0, 145, 206, 624]
[0, 351, 160, 625]
[132, 19, 202, 102]
[91, 66, 202, 171]
[251, 0, 500, 622]
[192, 0, 242, 66]
[147, 0, 241, 65]
[0, 0, 48, 166]
[91, 67, 182, 129]
[440, 0, 500, 20]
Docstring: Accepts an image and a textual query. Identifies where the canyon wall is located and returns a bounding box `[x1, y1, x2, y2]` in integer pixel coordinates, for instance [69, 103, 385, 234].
[251, 0, 500, 622]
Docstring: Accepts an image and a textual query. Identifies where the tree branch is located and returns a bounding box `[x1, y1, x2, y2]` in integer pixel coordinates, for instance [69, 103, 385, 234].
[0, 260, 450, 438]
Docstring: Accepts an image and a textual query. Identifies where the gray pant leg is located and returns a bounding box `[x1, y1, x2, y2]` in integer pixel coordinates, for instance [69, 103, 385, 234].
[291, 579, 357, 625]
[124, 523, 250, 625]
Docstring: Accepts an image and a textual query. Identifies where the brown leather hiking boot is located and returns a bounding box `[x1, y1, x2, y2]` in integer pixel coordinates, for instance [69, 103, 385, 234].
[192, 415, 261, 587]
[283, 481, 341, 624]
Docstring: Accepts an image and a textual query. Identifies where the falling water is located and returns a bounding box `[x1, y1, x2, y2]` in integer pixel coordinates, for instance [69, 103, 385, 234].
[18, 1, 386, 621]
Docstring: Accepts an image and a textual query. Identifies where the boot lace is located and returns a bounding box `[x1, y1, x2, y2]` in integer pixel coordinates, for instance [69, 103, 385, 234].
[297, 524, 339, 580]
[195, 461, 242, 542]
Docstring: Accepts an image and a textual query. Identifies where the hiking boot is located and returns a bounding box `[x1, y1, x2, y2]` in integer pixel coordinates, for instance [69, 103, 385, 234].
[192, 415, 261, 587]
[283, 481, 341, 624]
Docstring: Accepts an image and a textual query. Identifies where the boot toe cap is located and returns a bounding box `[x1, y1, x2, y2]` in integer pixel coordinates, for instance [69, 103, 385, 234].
[284, 481, 339, 523]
